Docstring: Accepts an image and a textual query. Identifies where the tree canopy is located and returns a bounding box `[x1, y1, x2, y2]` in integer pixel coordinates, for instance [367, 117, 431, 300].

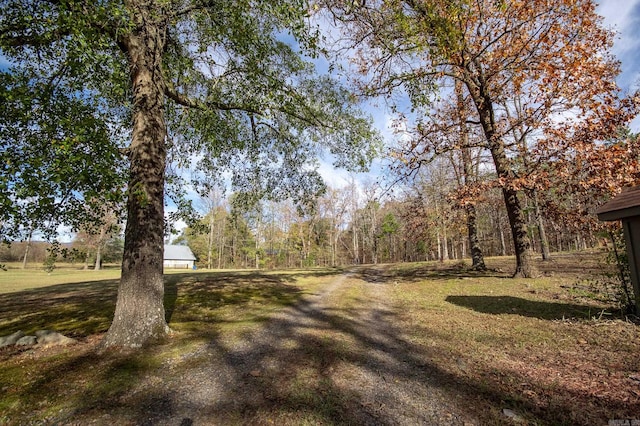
[0, 0, 381, 348]
[1, 0, 638, 349]
[324, 0, 638, 277]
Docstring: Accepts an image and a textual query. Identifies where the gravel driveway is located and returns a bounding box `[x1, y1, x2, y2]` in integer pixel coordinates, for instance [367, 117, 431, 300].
[81, 270, 480, 425]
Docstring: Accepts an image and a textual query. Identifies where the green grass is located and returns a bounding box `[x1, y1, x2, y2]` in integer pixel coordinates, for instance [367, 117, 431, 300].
[0, 264, 121, 294]
[0, 266, 344, 424]
[0, 254, 638, 425]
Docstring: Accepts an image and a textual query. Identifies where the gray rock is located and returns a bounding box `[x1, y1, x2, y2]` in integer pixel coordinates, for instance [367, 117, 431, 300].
[502, 408, 524, 422]
[36, 331, 76, 346]
[0, 330, 25, 348]
[15, 335, 37, 346]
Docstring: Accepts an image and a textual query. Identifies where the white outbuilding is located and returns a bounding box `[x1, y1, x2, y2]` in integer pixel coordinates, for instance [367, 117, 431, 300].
[163, 245, 196, 269]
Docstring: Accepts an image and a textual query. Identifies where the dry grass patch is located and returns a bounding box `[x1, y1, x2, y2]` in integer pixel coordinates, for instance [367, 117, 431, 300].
[386, 253, 640, 424]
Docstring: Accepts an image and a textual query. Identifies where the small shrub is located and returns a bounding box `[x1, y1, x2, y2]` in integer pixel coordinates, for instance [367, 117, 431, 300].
[43, 242, 59, 273]
[582, 229, 635, 315]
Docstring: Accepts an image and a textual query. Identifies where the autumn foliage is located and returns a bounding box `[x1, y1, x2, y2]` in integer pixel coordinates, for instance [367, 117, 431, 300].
[325, 0, 639, 275]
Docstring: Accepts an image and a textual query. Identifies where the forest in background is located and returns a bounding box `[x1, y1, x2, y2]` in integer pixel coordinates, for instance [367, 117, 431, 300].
[175, 131, 636, 271]
[2, 0, 639, 347]
[3, 162, 623, 272]
[4, 126, 636, 271]
[10, 124, 631, 273]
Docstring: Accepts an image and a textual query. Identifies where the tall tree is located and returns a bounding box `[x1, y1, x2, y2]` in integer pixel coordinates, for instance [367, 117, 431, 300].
[395, 79, 488, 268]
[196, 187, 227, 270]
[1, 0, 379, 348]
[319, 187, 349, 267]
[326, 0, 636, 277]
[452, 81, 486, 270]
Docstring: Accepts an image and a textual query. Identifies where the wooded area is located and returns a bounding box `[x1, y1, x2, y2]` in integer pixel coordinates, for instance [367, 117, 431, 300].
[176, 174, 629, 271]
[1, 0, 639, 348]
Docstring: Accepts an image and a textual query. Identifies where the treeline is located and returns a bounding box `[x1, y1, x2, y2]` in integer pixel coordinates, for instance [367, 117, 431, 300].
[0, 237, 124, 269]
[4, 139, 630, 271]
[178, 174, 610, 270]
[0, 241, 52, 265]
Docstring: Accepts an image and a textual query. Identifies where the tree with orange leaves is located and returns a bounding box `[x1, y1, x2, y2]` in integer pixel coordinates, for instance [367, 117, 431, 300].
[326, 0, 637, 277]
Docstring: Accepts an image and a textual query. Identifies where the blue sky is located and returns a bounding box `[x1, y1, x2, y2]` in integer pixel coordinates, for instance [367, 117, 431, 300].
[597, 0, 640, 94]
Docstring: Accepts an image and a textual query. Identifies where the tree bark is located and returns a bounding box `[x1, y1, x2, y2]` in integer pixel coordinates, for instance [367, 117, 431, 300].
[501, 186, 534, 276]
[103, 7, 169, 348]
[492, 151, 533, 275]
[464, 68, 535, 277]
[455, 79, 487, 271]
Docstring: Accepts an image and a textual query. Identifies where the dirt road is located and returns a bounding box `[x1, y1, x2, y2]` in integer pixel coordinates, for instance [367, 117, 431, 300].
[81, 269, 479, 425]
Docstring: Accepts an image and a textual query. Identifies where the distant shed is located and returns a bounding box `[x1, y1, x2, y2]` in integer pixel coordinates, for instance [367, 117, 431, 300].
[596, 186, 640, 313]
[163, 245, 196, 269]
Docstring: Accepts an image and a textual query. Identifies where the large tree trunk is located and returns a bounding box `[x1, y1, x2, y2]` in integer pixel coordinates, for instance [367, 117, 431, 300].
[501, 186, 534, 277]
[103, 10, 169, 348]
[466, 73, 535, 277]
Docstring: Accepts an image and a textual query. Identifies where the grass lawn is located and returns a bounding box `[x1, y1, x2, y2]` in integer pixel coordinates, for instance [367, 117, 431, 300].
[384, 253, 640, 424]
[0, 252, 638, 424]
[0, 263, 122, 294]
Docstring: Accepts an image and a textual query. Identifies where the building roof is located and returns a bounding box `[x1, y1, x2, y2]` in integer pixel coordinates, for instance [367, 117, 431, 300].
[596, 186, 640, 221]
[164, 245, 196, 261]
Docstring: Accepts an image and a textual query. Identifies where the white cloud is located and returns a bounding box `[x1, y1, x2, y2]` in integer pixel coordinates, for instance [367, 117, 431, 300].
[597, 1, 637, 32]
[597, 0, 640, 95]
[317, 160, 350, 188]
